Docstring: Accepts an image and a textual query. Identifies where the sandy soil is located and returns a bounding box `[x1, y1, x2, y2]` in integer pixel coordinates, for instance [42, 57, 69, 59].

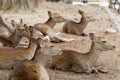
[0, 2, 120, 80]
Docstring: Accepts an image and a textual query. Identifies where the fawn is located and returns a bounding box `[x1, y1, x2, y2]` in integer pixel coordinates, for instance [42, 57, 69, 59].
[33, 11, 66, 35]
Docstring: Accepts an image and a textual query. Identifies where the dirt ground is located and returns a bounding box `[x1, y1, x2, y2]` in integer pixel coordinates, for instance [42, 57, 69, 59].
[0, 2, 120, 80]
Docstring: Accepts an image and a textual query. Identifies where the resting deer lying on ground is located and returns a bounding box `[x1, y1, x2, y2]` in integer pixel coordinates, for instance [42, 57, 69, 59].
[33, 11, 66, 35]
[51, 33, 116, 74]
[33, 11, 74, 42]
[9, 34, 56, 80]
[0, 17, 30, 47]
[0, 26, 42, 69]
[63, 10, 95, 36]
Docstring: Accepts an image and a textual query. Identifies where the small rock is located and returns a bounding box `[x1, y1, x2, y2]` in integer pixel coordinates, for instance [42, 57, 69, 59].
[105, 28, 117, 33]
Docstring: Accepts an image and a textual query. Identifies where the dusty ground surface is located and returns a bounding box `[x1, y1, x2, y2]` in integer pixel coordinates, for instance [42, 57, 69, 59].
[0, 2, 120, 80]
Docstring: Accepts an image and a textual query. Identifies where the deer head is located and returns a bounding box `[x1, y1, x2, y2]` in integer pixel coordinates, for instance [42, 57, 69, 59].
[11, 19, 30, 38]
[11, 19, 25, 29]
[89, 33, 116, 51]
[48, 11, 66, 23]
[11, 24, 30, 47]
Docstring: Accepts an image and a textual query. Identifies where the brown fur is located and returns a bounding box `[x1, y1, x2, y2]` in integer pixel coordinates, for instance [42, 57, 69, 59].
[33, 11, 66, 35]
[9, 35, 57, 80]
[0, 26, 42, 69]
[33, 11, 74, 43]
[51, 33, 115, 73]
[9, 61, 49, 80]
[63, 10, 95, 36]
[0, 18, 30, 47]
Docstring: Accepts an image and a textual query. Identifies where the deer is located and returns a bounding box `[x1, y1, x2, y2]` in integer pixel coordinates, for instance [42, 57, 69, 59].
[0, 26, 42, 69]
[51, 33, 116, 74]
[33, 11, 74, 43]
[33, 11, 66, 35]
[0, 17, 30, 47]
[63, 10, 95, 36]
[9, 33, 57, 80]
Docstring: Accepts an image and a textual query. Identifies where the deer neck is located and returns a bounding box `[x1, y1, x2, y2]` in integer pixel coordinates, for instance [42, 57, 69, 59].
[44, 17, 56, 28]
[78, 16, 89, 31]
[80, 16, 86, 23]
[8, 29, 24, 47]
[25, 37, 38, 59]
[87, 42, 101, 67]
[32, 47, 49, 66]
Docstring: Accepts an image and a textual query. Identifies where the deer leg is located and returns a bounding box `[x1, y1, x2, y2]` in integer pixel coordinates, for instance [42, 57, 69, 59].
[71, 64, 83, 73]
[91, 67, 98, 74]
[71, 61, 92, 74]
[84, 67, 93, 74]
[97, 68, 108, 74]
[81, 63, 93, 74]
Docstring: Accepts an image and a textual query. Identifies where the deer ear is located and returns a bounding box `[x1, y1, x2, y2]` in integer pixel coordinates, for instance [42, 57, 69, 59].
[38, 38, 43, 47]
[24, 24, 29, 32]
[11, 20, 17, 27]
[20, 19, 23, 24]
[48, 11, 52, 17]
[89, 33, 95, 40]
